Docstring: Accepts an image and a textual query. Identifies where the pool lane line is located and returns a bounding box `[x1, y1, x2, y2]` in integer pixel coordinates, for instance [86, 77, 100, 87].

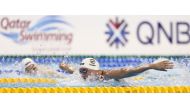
[0, 78, 57, 84]
[0, 86, 190, 93]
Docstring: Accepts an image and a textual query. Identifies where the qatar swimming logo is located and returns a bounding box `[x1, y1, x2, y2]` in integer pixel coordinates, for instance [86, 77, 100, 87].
[105, 17, 129, 48]
[0, 16, 73, 44]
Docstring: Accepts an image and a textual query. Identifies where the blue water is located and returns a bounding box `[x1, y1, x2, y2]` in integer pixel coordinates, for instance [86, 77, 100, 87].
[0, 56, 190, 87]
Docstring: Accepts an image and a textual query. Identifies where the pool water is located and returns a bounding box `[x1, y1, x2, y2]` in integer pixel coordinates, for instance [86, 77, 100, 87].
[0, 56, 190, 87]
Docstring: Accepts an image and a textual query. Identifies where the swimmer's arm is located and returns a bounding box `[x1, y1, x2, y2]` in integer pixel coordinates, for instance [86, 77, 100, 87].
[102, 60, 174, 80]
[102, 65, 151, 80]
[59, 63, 75, 74]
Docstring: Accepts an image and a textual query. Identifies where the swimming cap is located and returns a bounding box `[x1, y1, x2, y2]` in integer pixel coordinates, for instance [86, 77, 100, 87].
[80, 58, 100, 70]
[21, 58, 36, 69]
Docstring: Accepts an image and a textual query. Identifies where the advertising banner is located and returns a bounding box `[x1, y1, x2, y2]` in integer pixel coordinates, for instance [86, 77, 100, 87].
[0, 16, 190, 55]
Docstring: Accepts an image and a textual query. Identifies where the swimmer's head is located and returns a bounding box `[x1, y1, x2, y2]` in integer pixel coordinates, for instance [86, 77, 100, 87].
[21, 58, 37, 74]
[80, 58, 100, 70]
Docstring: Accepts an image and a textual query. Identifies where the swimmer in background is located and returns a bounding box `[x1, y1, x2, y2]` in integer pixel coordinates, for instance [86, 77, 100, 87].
[21, 58, 65, 78]
[60, 58, 174, 81]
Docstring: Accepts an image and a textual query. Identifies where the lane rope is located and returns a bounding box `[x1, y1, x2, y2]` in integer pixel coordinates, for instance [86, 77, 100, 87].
[0, 78, 57, 84]
[0, 86, 190, 93]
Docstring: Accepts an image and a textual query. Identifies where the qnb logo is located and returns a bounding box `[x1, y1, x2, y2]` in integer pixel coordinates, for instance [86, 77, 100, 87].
[105, 17, 129, 48]
[0, 16, 73, 44]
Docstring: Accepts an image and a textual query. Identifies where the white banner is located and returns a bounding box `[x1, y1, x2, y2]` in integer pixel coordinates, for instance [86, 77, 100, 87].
[0, 16, 190, 55]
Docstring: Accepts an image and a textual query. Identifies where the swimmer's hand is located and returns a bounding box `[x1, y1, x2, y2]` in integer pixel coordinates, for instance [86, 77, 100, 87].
[149, 60, 174, 71]
[59, 63, 74, 74]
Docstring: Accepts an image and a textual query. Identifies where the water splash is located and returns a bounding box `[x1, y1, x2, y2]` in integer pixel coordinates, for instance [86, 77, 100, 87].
[0, 56, 190, 87]
[123, 57, 190, 86]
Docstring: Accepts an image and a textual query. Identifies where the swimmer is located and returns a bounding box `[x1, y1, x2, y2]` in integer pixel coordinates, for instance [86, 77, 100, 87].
[60, 58, 174, 81]
[21, 58, 65, 78]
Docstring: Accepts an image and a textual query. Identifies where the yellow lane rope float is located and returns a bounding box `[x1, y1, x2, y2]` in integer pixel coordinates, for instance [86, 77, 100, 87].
[0, 78, 189, 93]
[0, 86, 190, 93]
[0, 78, 57, 84]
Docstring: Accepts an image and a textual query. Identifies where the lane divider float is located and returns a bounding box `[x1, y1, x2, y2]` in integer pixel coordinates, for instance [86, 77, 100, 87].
[0, 86, 190, 93]
[0, 78, 57, 84]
